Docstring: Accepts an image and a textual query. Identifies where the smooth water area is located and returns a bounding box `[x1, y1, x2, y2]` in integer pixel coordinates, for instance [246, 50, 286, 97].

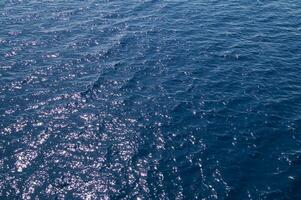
[0, 0, 301, 199]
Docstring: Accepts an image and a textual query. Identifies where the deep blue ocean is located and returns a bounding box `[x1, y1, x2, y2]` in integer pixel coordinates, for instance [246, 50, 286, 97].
[1, 0, 301, 199]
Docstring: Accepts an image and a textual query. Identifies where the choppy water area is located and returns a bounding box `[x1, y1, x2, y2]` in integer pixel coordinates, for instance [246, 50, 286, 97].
[1, 0, 301, 199]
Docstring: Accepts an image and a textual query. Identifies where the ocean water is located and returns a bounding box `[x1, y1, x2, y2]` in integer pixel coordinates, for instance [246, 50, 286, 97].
[0, 0, 301, 199]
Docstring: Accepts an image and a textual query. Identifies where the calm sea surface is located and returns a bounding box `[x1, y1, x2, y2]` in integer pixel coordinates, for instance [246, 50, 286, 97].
[1, 0, 301, 199]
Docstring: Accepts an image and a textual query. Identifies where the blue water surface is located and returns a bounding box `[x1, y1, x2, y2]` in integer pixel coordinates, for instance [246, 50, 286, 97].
[1, 0, 301, 199]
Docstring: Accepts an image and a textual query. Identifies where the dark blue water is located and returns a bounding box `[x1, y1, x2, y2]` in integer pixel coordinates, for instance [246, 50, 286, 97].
[1, 0, 301, 199]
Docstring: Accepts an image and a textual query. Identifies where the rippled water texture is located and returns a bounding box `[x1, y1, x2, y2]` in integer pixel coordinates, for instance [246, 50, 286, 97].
[1, 0, 301, 199]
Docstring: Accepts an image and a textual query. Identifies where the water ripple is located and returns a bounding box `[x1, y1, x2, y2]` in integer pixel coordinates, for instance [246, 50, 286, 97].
[1, 0, 301, 199]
